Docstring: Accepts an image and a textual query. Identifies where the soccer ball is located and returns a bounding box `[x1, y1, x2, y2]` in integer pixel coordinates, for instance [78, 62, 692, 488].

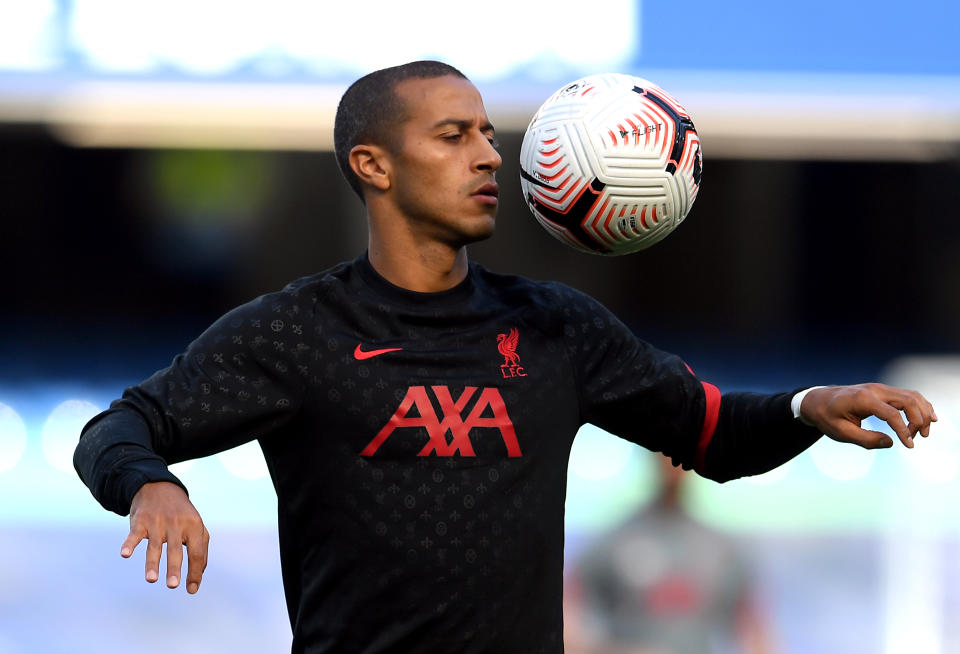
[519, 73, 702, 255]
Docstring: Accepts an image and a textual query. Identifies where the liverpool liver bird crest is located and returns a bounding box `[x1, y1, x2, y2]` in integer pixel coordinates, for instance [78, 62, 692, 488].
[497, 328, 521, 367]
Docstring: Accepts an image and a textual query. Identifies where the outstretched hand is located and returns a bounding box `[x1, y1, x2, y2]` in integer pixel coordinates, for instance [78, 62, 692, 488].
[122, 481, 210, 594]
[800, 383, 937, 449]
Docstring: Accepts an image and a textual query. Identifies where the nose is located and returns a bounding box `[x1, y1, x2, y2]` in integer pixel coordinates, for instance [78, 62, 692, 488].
[475, 135, 502, 173]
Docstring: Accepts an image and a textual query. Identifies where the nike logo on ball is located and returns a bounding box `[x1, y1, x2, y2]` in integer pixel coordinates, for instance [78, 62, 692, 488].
[354, 344, 403, 360]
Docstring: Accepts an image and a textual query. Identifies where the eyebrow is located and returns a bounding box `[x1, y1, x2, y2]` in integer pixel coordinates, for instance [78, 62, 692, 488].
[432, 118, 497, 135]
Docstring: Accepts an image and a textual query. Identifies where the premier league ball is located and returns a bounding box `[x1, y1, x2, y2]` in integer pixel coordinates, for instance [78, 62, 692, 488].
[519, 74, 702, 255]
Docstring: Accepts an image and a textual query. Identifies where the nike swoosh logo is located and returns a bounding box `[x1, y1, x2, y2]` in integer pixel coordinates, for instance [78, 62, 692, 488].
[354, 344, 403, 361]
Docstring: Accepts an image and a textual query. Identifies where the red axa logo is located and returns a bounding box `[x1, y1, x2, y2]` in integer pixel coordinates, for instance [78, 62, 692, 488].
[497, 327, 526, 378]
[361, 385, 522, 458]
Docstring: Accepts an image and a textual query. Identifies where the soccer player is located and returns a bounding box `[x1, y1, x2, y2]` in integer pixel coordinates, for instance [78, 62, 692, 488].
[566, 455, 777, 654]
[74, 61, 936, 654]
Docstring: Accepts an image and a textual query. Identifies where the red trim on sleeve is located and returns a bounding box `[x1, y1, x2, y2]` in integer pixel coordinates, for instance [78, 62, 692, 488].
[696, 381, 722, 474]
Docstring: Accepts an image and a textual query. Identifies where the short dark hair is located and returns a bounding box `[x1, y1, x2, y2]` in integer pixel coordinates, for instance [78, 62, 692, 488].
[334, 60, 468, 202]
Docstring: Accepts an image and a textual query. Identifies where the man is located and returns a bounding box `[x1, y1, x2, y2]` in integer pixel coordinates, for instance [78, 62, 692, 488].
[74, 61, 935, 653]
[565, 456, 776, 654]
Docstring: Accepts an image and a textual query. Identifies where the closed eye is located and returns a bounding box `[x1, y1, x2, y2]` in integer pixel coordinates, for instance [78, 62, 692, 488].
[438, 130, 497, 148]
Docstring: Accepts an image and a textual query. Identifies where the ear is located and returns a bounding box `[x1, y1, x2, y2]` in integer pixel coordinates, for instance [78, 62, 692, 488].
[349, 144, 391, 194]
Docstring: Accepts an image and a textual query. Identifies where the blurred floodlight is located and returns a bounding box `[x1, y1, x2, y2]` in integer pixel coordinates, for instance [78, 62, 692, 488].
[70, 1, 156, 73]
[217, 440, 269, 480]
[0, 402, 28, 473]
[41, 399, 101, 473]
[308, 0, 637, 80]
[70, 0, 270, 74]
[898, 411, 960, 484]
[0, 0, 59, 71]
[809, 430, 876, 481]
[68, 0, 635, 79]
[169, 459, 196, 477]
[883, 356, 960, 484]
[882, 355, 960, 401]
[570, 424, 634, 481]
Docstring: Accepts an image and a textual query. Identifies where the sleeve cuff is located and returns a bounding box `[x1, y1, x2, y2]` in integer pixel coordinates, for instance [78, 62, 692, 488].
[114, 462, 189, 516]
[791, 386, 826, 426]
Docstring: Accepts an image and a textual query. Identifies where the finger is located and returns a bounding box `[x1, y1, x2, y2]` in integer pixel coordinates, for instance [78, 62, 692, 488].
[121, 527, 146, 558]
[917, 393, 938, 435]
[144, 536, 164, 583]
[185, 527, 210, 594]
[888, 392, 927, 440]
[906, 391, 935, 437]
[166, 536, 184, 589]
[867, 401, 913, 448]
[869, 385, 937, 437]
[833, 419, 894, 449]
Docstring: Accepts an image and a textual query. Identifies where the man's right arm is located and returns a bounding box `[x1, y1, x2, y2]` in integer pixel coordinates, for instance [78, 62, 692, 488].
[73, 407, 189, 516]
[73, 407, 211, 593]
[73, 286, 314, 590]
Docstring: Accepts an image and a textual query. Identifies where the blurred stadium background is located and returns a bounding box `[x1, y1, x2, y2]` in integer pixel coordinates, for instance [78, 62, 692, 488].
[1, 1, 959, 652]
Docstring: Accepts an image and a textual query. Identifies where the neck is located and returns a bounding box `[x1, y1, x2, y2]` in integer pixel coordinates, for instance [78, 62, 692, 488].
[367, 232, 470, 293]
[364, 194, 476, 292]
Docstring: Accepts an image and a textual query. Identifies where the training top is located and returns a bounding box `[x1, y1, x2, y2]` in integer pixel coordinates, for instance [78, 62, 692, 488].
[572, 504, 753, 653]
[74, 254, 821, 654]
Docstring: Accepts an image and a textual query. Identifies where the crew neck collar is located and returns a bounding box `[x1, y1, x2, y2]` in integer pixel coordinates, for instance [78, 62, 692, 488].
[355, 252, 476, 307]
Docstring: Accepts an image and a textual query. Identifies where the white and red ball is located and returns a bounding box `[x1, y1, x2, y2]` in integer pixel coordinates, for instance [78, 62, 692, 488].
[519, 73, 702, 255]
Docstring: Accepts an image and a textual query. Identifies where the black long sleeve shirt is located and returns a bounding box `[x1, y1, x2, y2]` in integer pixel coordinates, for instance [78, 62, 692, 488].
[74, 254, 820, 653]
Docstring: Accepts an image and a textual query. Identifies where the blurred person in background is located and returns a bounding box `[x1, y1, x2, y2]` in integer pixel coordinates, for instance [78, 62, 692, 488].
[73, 60, 935, 653]
[565, 455, 775, 654]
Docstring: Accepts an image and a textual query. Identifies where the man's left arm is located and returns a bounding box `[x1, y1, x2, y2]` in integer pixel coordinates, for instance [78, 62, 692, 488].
[559, 289, 937, 483]
[692, 383, 936, 483]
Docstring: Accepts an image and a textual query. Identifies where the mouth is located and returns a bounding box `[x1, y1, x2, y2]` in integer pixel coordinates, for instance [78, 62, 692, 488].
[471, 182, 499, 205]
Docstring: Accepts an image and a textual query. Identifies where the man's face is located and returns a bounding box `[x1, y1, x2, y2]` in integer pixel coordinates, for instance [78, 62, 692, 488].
[387, 74, 502, 247]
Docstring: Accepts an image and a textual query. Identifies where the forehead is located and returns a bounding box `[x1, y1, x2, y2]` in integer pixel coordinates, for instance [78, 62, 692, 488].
[394, 75, 489, 127]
